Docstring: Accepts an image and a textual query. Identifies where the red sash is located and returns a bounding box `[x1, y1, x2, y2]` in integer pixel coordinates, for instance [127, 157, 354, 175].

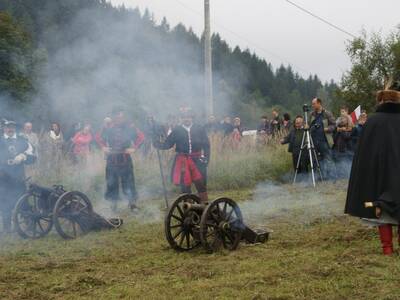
[172, 152, 202, 186]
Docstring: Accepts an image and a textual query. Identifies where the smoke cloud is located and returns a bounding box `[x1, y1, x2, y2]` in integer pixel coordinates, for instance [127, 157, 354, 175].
[240, 180, 348, 227]
[26, 6, 240, 129]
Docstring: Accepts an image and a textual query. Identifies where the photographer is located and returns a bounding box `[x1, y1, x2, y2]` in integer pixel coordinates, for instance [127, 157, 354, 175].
[309, 98, 336, 179]
[281, 115, 308, 174]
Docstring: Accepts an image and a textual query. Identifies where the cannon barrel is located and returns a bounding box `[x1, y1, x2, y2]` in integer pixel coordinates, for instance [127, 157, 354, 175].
[182, 202, 206, 212]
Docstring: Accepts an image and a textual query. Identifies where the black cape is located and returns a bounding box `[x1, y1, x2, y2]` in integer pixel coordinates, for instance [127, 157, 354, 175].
[345, 102, 400, 220]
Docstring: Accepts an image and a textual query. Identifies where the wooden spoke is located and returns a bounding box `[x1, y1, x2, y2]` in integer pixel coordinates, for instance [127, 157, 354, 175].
[173, 228, 184, 240]
[171, 214, 183, 222]
[178, 231, 185, 247]
[72, 222, 77, 237]
[222, 202, 228, 217]
[176, 205, 184, 218]
[170, 224, 182, 229]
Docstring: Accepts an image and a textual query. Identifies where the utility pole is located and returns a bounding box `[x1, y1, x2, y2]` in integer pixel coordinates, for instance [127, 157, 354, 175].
[204, 0, 213, 116]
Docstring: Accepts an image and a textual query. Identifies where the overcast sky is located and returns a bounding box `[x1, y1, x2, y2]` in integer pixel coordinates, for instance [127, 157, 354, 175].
[110, 0, 399, 82]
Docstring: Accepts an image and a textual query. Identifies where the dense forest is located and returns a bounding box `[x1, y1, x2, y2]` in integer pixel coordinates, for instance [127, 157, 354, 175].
[0, 0, 338, 126]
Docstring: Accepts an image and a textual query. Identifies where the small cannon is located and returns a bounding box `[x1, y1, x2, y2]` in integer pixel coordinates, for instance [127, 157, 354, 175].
[164, 194, 269, 252]
[13, 183, 122, 239]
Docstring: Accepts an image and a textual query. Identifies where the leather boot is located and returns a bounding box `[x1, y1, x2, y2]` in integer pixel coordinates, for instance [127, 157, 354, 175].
[378, 224, 393, 255]
[198, 192, 208, 204]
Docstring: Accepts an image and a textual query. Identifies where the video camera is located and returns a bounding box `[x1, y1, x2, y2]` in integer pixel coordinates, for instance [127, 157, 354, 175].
[301, 104, 319, 130]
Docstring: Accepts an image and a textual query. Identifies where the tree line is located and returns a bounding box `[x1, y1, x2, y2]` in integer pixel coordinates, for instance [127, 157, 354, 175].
[0, 0, 398, 125]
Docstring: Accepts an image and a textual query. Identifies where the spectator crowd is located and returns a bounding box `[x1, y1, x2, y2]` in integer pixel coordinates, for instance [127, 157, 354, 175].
[1, 97, 366, 185]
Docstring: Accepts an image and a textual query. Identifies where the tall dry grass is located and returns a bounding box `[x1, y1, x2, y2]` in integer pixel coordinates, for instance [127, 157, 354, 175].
[29, 132, 291, 200]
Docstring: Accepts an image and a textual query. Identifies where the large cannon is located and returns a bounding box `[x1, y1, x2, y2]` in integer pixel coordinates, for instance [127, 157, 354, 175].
[13, 183, 122, 239]
[164, 194, 269, 252]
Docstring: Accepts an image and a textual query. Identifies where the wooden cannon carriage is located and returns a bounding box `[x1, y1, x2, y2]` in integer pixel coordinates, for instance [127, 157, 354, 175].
[165, 194, 269, 253]
[13, 183, 122, 239]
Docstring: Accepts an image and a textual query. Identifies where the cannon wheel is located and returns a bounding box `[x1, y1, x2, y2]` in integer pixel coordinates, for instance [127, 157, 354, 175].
[13, 193, 53, 239]
[53, 191, 93, 239]
[164, 194, 202, 251]
[199, 197, 243, 253]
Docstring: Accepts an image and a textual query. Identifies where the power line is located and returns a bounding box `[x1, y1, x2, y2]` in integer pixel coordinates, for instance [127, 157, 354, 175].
[173, 0, 313, 75]
[284, 0, 357, 39]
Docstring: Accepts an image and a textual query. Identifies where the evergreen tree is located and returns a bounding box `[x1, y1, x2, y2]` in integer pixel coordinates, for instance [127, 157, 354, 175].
[1, 0, 338, 124]
[0, 12, 43, 103]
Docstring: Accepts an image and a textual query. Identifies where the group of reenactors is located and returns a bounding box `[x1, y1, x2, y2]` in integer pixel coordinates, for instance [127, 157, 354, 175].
[0, 107, 210, 232]
[2, 82, 400, 258]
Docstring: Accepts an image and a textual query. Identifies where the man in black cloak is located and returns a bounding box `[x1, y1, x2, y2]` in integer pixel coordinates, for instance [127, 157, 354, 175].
[345, 86, 400, 255]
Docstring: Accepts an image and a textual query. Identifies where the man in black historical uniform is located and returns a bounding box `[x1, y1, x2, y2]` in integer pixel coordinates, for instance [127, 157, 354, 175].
[0, 120, 35, 232]
[101, 108, 143, 211]
[345, 86, 400, 255]
[310, 98, 336, 179]
[153, 108, 210, 203]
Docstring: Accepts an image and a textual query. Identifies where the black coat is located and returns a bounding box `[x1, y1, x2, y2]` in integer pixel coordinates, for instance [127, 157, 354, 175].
[102, 123, 138, 153]
[345, 102, 400, 219]
[154, 124, 210, 159]
[282, 128, 304, 154]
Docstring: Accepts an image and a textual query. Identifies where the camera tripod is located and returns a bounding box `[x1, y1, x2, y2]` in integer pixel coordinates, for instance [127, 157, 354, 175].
[293, 106, 324, 187]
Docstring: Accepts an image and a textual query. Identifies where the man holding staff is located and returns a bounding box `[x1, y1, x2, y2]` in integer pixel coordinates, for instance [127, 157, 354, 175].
[153, 108, 210, 203]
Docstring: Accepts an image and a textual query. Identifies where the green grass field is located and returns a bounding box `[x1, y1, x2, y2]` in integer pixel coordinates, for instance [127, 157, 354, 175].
[1, 181, 399, 300]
